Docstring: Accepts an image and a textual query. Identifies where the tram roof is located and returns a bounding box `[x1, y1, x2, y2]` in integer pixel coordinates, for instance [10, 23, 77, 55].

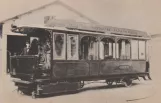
[11, 22, 151, 39]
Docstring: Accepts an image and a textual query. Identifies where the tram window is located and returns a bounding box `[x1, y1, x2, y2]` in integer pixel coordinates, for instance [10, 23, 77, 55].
[117, 39, 131, 59]
[99, 38, 115, 60]
[80, 36, 98, 60]
[53, 33, 66, 60]
[139, 40, 146, 59]
[131, 40, 139, 59]
[67, 34, 79, 60]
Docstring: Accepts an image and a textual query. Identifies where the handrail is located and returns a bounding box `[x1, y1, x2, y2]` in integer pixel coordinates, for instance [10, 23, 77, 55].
[7, 50, 11, 73]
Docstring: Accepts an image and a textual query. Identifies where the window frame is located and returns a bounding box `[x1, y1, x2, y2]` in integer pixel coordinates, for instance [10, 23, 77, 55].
[117, 39, 131, 60]
[67, 34, 79, 60]
[131, 39, 139, 60]
[52, 32, 66, 60]
[99, 37, 115, 60]
[80, 35, 99, 60]
[131, 39, 146, 60]
[138, 40, 146, 60]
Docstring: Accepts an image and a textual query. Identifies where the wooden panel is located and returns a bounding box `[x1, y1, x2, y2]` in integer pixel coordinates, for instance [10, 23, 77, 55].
[100, 60, 120, 75]
[11, 56, 37, 74]
[52, 61, 89, 78]
[90, 61, 99, 76]
[41, 82, 80, 94]
[52, 60, 146, 79]
[100, 60, 146, 75]
[67, 62, 89, 77]
[131, 61, 146, 73]
[52, 62, 67, 78]
[118, 61, 134, 73]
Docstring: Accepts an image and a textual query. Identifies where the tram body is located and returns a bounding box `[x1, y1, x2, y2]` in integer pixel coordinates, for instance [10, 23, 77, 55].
[8, 21, 151, 98]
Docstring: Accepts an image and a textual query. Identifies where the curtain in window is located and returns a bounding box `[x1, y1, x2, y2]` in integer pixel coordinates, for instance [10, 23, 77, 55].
[88, 41, 98, 60]
[120, 40, 126, 59]
[118, 40, 131, 59]
[125, 43, 130, 59]
[116, 43, 119, 59]
[67, 34, 79, 60]
[99, 38, 114, 59]
[113, 43, 116, 58]
[99, 41, 104, 59]
[109, 42, 112, 56]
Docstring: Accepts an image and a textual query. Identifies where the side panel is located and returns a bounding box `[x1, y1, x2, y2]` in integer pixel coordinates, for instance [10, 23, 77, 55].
[10, 56, 38, 80]
[100, 60, 120, 75]
[89, 61, 99, 76]
[52, 60, 89, 78]
[131, 60, 146, 72]
[11, 56, 37, 74]
[52, 60, 146, 79]
[100, 60, 146, 75]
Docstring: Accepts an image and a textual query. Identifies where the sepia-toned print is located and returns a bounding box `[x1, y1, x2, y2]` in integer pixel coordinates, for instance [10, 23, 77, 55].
[0, 0, 161, 103]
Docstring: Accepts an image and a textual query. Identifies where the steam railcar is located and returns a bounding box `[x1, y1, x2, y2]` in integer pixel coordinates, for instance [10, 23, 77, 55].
[8, 21, 151, 98]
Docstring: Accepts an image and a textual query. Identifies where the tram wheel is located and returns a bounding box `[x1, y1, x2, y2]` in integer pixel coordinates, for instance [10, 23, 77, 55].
[22, 91, 31, 95]
[17, 88, 24, 95]
[147, 74, 152, 80]
[106, 80, 113, 87]
[123, 78, 132, 87]
[31, 91, 37, 99]
[80, 81, 84, 88]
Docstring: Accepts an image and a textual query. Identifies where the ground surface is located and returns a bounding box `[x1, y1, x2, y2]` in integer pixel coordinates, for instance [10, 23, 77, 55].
[0, 75, 161, 103]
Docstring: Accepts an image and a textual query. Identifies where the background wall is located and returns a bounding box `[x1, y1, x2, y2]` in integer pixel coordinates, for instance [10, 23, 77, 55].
[1, 0, 161, 34]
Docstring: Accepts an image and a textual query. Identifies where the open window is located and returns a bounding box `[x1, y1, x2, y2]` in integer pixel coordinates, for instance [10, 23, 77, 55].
[99, 38, 115, 60]
[67, 34, 79, 60]
[53, 33, 66, 60]
[117, 39, 131, 59]
[80, 36, 98, 60]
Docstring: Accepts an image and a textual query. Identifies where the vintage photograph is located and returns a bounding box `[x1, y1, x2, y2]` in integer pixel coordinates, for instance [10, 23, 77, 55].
[0, 0, 161, 103]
